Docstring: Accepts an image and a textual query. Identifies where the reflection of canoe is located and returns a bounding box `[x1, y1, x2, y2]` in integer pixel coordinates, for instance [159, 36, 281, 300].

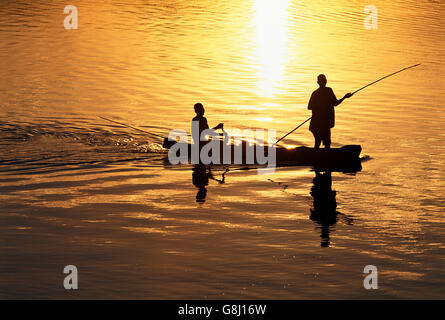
[163, 138, 362, 172]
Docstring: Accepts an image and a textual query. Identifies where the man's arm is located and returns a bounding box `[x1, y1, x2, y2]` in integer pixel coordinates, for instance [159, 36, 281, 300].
[212, 123, 224, 130]
[332, 89, 353, 106]
[201, 117, 223, 131]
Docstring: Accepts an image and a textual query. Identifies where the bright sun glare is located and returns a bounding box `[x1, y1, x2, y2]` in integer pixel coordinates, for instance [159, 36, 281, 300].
[253, 0, 291, 98]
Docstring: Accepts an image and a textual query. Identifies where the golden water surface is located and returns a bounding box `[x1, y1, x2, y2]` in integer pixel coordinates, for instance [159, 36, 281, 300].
[0, 0, 443, 298]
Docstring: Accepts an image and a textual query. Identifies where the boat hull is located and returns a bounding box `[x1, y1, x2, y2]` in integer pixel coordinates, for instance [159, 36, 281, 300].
[163, 138, 362, 172]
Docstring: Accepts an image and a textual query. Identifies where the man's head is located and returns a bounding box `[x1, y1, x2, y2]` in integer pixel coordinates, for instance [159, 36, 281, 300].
[194, 103, 205, 116]
[317, 74, 327, 87]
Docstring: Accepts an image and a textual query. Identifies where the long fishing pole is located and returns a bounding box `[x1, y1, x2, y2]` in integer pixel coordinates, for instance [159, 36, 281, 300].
[274, 63, 421, 146]
[99, 116, 164, 139]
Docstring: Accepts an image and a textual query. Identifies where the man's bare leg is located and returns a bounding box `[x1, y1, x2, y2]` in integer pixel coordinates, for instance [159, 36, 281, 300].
[314, 137, 321, 149]
[323, 131, 331, 149]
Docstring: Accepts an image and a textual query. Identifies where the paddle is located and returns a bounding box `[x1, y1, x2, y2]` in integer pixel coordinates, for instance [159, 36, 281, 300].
[273, 64, 421, 146]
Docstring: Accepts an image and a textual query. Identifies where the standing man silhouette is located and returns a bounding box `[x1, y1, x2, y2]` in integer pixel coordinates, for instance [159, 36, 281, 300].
[308, 75, 353, 148]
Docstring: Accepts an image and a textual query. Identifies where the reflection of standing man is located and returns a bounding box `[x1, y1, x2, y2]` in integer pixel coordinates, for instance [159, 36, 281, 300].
[310, 171, 338, 247]
[308, 75, 353, 149]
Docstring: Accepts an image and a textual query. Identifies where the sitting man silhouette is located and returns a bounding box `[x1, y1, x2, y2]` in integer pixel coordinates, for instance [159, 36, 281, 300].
[192, 103, 224, 148]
